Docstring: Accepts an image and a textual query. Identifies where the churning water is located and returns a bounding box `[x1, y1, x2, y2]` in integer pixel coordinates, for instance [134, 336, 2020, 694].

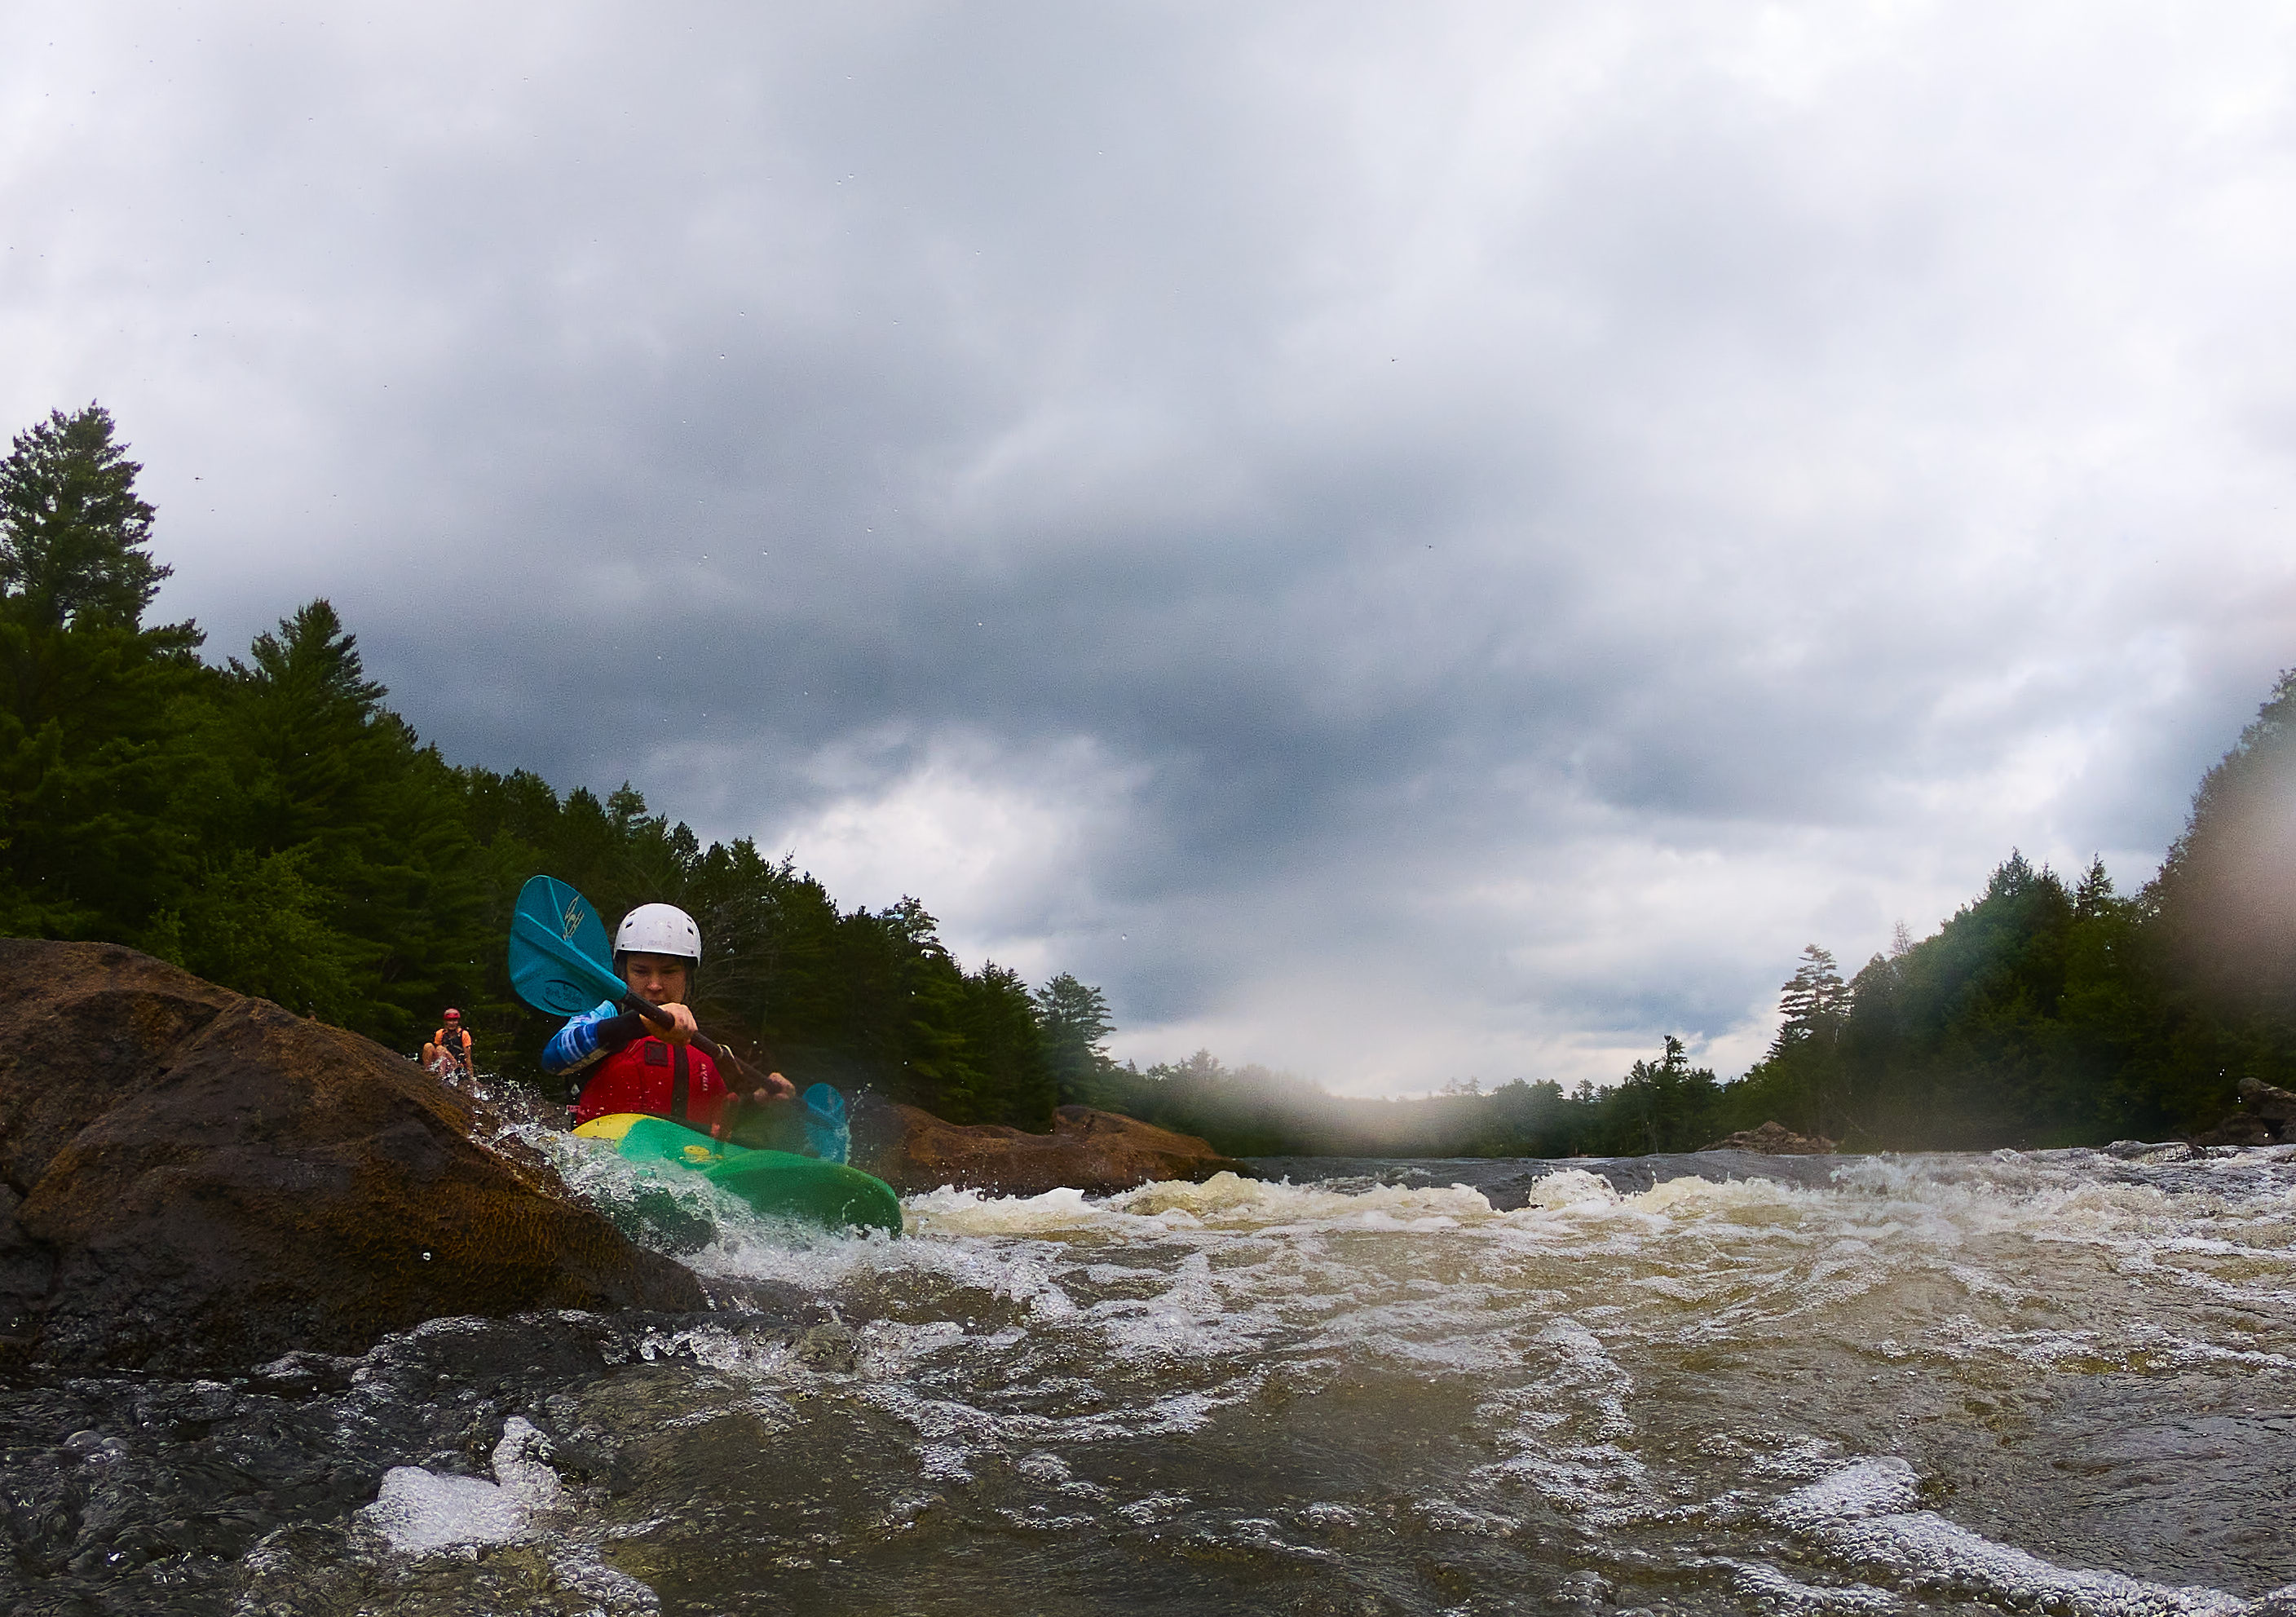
[7, 1136, 2296, 1616]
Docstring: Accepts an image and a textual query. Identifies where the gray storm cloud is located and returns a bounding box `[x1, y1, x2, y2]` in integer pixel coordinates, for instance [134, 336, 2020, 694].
[5, 2, 2294, 1092]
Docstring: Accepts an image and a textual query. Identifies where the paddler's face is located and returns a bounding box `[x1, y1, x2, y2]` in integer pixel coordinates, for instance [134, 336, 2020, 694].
[621, 953, 690, 1005]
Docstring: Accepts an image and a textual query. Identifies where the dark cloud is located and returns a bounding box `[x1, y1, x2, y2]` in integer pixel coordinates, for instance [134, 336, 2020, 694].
[7, 2, 2296, 1092]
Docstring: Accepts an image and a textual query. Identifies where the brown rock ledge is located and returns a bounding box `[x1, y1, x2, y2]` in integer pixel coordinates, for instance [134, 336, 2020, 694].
[854, 1097, 1252, 1197]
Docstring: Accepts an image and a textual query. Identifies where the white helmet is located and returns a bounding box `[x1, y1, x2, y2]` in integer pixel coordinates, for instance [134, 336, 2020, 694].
[615, 903, 701, 963]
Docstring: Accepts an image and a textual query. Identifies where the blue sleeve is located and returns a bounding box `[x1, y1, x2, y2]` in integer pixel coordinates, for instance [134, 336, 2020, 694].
[541, 1001, 625, 1076]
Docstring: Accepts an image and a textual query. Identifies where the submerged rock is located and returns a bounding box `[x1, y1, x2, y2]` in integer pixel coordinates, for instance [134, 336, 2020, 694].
[0, 939, 702, 1373]
[852, 1097, 1252, 1195]
[1697, 1120, 1838, 1155]
[2188, 1076, 2296, 1146]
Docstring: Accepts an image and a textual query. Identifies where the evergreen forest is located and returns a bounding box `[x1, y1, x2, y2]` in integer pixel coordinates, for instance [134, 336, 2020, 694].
[4, 404, 2289, 1154]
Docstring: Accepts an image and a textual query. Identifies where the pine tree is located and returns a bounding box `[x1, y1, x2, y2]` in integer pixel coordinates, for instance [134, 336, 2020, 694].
[1773, 945, 1848, 1048]
[1035, 972, 1116, 1103]
[0, 405, 170, 630]
[0, 404, 205, 939]
[224, 601, 393, 855]
[1723, 946, 1856, 1142]
[960, 964, 1057, 1128]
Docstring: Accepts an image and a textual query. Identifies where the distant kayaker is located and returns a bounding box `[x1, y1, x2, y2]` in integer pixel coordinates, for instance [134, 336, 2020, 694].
[422, 1009, 474, 1080]
[541, 903, 801, 1141]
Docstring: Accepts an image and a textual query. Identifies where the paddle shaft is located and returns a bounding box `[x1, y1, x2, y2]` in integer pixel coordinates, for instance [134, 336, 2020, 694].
[619, 990, 775, 1095]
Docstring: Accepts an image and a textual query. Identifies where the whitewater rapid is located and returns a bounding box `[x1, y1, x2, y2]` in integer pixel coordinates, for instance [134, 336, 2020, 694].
[11, 1137, 2295, 1615]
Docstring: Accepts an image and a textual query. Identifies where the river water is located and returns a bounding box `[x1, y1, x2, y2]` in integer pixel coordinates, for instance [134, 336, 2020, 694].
[6, 1133, 2295, 1616]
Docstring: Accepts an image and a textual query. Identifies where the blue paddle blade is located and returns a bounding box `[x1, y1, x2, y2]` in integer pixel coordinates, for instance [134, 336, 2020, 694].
[509, 875, 625, 1015]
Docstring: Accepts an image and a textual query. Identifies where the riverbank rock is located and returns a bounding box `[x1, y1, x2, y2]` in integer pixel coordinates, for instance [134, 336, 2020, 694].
[853, 1098, 1252, 1196]
[0, 939, 703, 1374]
[1698, 1120, 1838, 1155]
[2188, 1076, 2296, 1146]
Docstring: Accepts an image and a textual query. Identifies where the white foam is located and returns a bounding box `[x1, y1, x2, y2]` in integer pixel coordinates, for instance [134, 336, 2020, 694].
[1699, 1556, 1907, 1613]
[1772, 1456, 1921, 1530]
[1473, 1316, 1652, 1522]
[362, 1416, 559, 1556]
[1110, 1171, 1501, 1230]
[1773, 1459, 2249, 1616]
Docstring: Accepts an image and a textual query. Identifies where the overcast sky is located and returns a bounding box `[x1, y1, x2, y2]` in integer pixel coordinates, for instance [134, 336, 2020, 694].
[7, 2, 2295, 1093]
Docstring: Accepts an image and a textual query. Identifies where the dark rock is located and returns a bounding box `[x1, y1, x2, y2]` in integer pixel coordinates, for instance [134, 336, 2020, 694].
[2189, 1114, 2277, 1146]
[2188, 1076, 2296, 1146]
[2238, 1075, 2296, 1123]
[2103, 1139, 2197, 1162]
[853, 1097, 1254, 1196]
[0, 1181, 53, 1350]
[0, 939, 703, 1373]
[796, 1319, 860, 1372]
[1697, 1120, 1838, 1155]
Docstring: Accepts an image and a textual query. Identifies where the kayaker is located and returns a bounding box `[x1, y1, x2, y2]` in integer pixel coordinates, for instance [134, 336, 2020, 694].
[541, 902, 800, 1141]
[422, 1009, 474, 1079]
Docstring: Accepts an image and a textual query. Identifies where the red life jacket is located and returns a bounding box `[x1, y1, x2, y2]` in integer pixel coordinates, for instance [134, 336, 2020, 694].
[573, 1036, 731, 1132]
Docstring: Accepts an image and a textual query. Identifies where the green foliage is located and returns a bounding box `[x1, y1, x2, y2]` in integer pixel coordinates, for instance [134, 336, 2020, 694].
[2143, 668, 2296, 1098]
[1609, 1036, 1720, 1154]
[148, 847, 363, 1024]
[1035, 972, 1118, 1104]
[956, 964, 1057, 1127]
[0, 407, 206, 941]
[0, 405, 170, 630]
[1726, 945, 1852, 1140]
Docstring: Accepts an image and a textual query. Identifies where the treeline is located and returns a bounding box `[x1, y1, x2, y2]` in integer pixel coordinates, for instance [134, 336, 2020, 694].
[1075, 678, 2296, 1156]
[0, 405, 1105, 1128]
[1065, 1040, 1729, 1159]
[9, 403, 2290, 1157]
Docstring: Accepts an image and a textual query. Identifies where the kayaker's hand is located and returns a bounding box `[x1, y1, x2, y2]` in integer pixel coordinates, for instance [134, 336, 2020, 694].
[642, 1002, 698, 1045]
[753, 1070, 796, 1102]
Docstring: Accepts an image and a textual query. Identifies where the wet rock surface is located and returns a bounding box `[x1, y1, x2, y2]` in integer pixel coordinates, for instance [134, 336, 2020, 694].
[0, 943, 238, 1196]
[0, 939, 703, 1375]
[852, 1097, 1253, 1195]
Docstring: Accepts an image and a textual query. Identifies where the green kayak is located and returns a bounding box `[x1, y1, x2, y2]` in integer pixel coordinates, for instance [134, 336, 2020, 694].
[575, 1112, 903, 1236]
